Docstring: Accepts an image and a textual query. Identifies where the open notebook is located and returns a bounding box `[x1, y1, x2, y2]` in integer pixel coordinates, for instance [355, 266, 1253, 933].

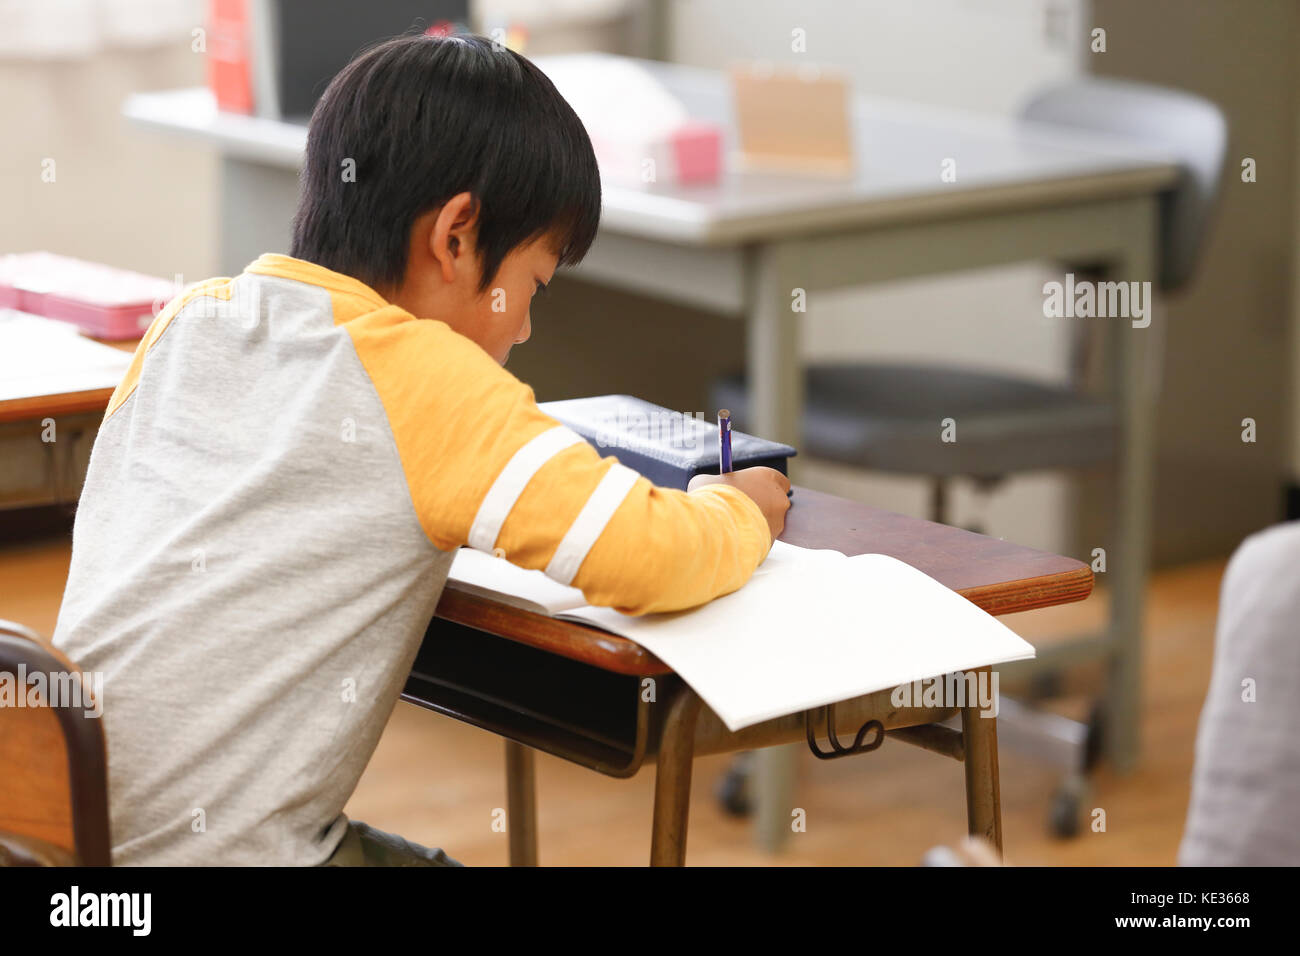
[448, 541, 1035, 732]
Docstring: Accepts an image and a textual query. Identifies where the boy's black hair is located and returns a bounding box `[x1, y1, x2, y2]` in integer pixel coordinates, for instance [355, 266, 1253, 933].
[291, 33, 601, 295]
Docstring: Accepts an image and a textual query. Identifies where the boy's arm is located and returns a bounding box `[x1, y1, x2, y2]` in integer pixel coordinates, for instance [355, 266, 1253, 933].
[349, 311, 772, 615]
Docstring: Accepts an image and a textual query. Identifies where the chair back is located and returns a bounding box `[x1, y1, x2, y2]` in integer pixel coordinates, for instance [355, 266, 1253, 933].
[1020, 77, 1228, 292]
[0, 620, 111, 866]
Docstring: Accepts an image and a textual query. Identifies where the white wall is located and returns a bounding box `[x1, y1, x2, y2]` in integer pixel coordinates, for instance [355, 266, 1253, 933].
[0, 39, 217, 282]
[668, 0, 1086, 113]
[667, 0, 1090, 553]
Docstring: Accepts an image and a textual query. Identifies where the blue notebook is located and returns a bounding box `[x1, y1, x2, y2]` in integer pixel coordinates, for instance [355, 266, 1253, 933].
[539, 395, 797, 490]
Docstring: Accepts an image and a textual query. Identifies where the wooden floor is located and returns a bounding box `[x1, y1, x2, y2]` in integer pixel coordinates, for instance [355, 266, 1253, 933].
[1, 528, 1223, 866]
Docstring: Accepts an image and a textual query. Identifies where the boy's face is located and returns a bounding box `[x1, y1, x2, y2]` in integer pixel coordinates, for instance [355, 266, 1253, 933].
[391, 192, 559, 366]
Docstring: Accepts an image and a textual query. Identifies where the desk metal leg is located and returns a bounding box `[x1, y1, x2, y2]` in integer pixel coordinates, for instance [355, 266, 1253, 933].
[753, 745, 800, 853]
[745, 240, 807, 854]
[1103, 196, 1160, 773]
[961, 691, 1003, 854]
[744, 241, 805, 455]
[505, 739, 538, 866]
[650, 685, 703, 866]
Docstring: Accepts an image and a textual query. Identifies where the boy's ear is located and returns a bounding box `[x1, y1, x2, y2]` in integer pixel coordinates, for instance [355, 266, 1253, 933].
[429, 192, 481, 284]
[434, 193, 480, 257]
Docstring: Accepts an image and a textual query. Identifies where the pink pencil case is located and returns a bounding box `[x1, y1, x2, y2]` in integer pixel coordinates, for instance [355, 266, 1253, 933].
[0, 252, 176, 340]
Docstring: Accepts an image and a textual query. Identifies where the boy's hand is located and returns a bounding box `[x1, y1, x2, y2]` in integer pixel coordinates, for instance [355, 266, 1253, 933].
[688, 467, 791, 543]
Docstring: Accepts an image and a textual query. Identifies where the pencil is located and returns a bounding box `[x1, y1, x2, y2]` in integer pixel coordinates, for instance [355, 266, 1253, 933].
[718, 409, 733, 474]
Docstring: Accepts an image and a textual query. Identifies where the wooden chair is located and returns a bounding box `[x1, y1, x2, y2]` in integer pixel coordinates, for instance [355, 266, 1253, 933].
[0, 619, 111, 866]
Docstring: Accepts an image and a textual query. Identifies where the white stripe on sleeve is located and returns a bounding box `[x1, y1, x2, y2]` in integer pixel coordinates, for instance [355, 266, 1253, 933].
[467, 425, 585, 552]
[545, 462, 641, 585]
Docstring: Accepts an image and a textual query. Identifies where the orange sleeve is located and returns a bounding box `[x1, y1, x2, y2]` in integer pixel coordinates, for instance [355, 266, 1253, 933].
[345, 306, 771, 615]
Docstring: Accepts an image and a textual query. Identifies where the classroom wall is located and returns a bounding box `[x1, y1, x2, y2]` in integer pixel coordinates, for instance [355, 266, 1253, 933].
[0, 38, 217, 282]
[667, 0, 1087, 113]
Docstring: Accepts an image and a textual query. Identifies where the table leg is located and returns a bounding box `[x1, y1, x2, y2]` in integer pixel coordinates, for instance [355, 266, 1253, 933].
[961, 688, 1003, 854]
[504, 739, 538, 866]
[753, 745, 800, 853]
[1102, 196, 1160, 773]
[650, 684, 703, 866]
[745, 241, 805, 457]
[745, 240, 807, 854]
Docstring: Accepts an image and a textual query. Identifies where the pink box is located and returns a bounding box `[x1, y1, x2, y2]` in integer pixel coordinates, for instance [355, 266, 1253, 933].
[0, 252, 176, 340]
[669, 120, 722, 185]
[587, 121, 722, 189]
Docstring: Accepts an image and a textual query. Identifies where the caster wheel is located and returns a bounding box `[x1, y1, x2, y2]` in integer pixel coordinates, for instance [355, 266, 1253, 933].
[715, 757, 754, 818]
[1048, 774, 1091, 839]
[1084, 702, 1106, 771]
[1027, 670, 1064, 701]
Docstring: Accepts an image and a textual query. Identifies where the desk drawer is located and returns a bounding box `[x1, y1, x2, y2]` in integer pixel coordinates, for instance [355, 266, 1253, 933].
[404, 618, 652, 778]
[0, 416, 98, 510]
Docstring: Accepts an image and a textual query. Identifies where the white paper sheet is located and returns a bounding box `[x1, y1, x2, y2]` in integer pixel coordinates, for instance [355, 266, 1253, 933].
[0, 311, 133, 402]
[573, 542, 1035, 730]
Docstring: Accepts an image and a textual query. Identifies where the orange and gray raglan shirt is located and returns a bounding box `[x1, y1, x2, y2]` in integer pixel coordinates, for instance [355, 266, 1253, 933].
[52, 254, 771, 866]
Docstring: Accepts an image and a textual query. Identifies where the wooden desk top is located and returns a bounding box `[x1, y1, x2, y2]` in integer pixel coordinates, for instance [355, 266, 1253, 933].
[0, 388, 118, 425]
[434, 486, 1093, 677]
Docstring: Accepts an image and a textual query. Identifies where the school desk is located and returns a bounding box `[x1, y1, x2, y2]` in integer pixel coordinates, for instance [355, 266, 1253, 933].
[0, 315, 135, 509]
[122, 59, 1178, 795]
[403, 486, 1092, 865]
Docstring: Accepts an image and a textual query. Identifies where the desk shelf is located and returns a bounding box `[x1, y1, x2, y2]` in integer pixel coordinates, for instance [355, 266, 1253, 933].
[403, 617, 653, 778]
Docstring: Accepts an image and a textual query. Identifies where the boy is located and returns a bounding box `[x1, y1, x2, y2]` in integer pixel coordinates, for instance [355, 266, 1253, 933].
[52, 34, 789, 866]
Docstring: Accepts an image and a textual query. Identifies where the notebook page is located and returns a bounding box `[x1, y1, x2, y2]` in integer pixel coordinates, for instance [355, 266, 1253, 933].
[446, 547, 591, 616]
[568, 542, 1036, 731]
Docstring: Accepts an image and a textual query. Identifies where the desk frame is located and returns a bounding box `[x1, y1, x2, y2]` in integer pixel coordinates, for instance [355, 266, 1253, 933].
[404, 606, 999, 867]
[405, 490, 1090, 866]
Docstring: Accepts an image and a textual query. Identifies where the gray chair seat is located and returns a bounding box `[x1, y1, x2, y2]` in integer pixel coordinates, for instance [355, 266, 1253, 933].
[712, 364, 1117, 479]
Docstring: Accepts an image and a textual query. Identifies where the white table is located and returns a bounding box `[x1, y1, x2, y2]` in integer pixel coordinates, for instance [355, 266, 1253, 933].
[124, 55, 1180, 849]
